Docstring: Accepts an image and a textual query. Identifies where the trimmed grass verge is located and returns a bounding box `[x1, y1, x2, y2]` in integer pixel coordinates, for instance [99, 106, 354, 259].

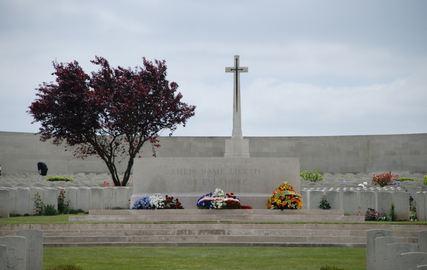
[44, 246, 365, 270]
[1, 214, 426, 225]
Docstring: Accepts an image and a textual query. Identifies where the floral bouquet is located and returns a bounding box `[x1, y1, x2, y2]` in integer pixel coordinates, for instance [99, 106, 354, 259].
[197, 188, 242, 209]
[131, 194, 183, 209]
[267, 182, 303, 210]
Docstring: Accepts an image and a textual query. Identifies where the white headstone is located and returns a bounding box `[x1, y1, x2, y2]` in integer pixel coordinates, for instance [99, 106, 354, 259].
[64, 187, 78, 210]
[0, 236, 27, 270]
[392, 191, 409, 220]
[359, 191, 375, 213]
[0, 245, 7, 270]
[76, 187, 91, 211]
[374, 236, 397, 270]
[384, 242, 418, 270]
[415, 192, 426, 221]
[15, 188, 31, 215]
[16, 230, 43, 270]
[377, 191, 393, 214]
[0, 189, 10, 218]
[366, 229, 392, 270]
[343, 190, 359, 214]
[112, 187, 131, 209]
[42, 187, 58, 210]
[309, 191, 324, 209]
[325, 190, 342, 209]
[419, 231, 427, 252]
[90, 187, 104, 209]
[399, 252, 427, 270]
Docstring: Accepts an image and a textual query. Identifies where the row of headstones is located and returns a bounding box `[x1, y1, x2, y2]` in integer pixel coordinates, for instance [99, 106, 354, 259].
[0, 230, 43, 270]
[0, 187, 131, 217]
[301, 188, 411, 219]
[367, 230, 427, 270]
[0, 186, 425, 220]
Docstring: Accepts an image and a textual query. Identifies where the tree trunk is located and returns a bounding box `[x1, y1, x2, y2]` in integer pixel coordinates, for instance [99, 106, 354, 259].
[121, 156, 135, 186]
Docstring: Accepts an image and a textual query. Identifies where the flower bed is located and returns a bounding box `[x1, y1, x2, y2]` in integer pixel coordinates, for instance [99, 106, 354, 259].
[131, 194, 183, 209]
[267, 182, 303, 210]
[197, 188, 245, 209]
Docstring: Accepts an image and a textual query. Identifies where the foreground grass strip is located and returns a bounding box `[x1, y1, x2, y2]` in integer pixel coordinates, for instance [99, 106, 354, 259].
[44, 246, 365, 270]
[0, 215, 71, 224]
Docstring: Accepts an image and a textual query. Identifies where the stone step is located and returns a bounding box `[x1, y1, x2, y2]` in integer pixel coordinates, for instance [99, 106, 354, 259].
[1, 222, 423, 247]
[43, 235, 369, 245]
[71, 214, 363, 223]
[74, 209, 365, 223]
[40, 229, 370, 237]
[2, 223, 426, 232]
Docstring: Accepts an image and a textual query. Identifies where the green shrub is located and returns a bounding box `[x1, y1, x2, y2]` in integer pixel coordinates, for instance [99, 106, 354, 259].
[389, 204, 396, 221]
[319, 196, 331, 210]
[33, 192, 44, 215]
[43, 204, 58, 216]
[46, 176, 73, 182]
[300, 170, 323, 182]
[409, 196, 417, 221]
[397, 177, 417, 182]
[320, 266, 344, 270]
[68, 209, 87, 214]
[48, 265, 83, 270]
[58, 189, 71, 214]
[424, 175, 427, 185]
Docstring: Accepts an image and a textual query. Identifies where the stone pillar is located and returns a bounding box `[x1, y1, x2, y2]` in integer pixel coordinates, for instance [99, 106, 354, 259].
[16, 230, 43, 270]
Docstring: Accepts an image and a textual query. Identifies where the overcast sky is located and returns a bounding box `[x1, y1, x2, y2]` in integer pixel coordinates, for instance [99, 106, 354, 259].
[1, 0, 426, 136]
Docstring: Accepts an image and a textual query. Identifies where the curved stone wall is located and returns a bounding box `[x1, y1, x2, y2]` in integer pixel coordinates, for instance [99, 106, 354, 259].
[0, 131, 426, 174]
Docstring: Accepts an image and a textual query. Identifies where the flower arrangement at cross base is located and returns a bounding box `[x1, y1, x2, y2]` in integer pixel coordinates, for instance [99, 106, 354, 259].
[197, 188, 247, 209]
[131, 194, 183, 209]
[267, 181, 303, 210]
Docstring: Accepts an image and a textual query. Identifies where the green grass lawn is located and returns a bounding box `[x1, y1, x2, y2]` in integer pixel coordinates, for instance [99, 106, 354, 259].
[1, 215, 426, 225]
[44, 246, 365, 270]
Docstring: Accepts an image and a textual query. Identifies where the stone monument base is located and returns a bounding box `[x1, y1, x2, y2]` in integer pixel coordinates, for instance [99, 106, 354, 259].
[131, 157, 300, 209]
[224, 137, 250, 158]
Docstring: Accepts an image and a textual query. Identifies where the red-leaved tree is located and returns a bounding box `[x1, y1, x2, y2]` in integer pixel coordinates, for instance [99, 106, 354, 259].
[29, 56, 195, 186]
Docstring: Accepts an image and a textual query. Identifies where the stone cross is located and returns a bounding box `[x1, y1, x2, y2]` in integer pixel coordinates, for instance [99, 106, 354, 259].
[225, 55, 248, 138]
